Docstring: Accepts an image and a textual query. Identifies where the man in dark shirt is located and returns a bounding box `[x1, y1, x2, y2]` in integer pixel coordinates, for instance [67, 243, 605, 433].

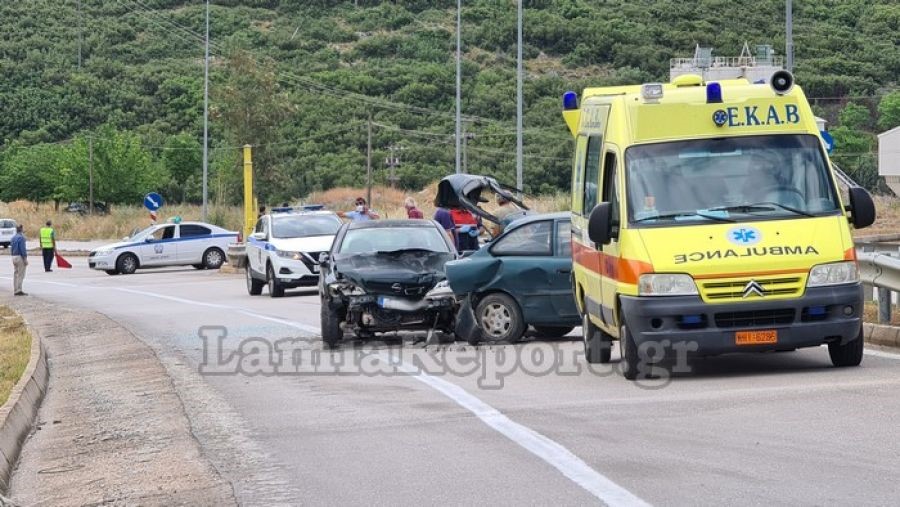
[10, 225, 28, 295]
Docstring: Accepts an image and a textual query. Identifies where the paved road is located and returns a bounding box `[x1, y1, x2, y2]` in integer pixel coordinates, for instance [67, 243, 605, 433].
[3, 264, 900, 505]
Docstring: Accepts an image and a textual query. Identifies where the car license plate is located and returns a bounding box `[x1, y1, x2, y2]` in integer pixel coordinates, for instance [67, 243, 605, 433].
[735, 329, 777, 345]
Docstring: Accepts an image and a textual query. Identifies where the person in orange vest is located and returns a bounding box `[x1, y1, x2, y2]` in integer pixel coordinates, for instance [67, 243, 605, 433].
[39, 220, 56, 272]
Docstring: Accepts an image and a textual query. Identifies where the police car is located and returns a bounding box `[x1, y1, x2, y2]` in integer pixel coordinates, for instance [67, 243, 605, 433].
[89, 221, 238, 275]
[246, 207, 342, 297]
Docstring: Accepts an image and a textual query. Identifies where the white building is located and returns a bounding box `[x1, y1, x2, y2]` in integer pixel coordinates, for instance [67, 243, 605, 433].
[878, 126, 900, 196]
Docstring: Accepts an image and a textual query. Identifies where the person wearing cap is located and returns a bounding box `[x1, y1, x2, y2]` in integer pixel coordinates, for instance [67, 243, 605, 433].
[39, 220, 56, 272]
[339, 197, 380, 221]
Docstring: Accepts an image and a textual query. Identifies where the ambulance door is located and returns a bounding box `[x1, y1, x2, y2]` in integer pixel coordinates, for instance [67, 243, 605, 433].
[598, 149, 622, 333]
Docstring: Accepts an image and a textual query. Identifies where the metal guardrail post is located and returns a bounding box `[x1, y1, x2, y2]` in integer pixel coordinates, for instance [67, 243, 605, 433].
[862, 245, 875, 301]
[878, 287, 892, 324]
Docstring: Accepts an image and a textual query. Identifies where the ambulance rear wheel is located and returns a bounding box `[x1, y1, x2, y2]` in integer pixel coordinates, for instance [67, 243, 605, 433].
[620, 324, 639, 381]
[583, 313, 612, 364]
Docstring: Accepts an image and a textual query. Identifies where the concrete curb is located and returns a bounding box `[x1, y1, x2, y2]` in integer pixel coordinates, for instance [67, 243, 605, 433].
[0, 316, 47, 494]
[864, 323, 900, 349]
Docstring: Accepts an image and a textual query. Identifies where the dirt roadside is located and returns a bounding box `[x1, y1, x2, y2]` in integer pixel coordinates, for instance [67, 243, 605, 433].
[2, 297, 235, 506]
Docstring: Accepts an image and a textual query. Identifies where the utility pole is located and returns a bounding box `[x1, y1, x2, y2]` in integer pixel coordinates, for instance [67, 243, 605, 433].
[516, 0, 524, 191]
[201, 0, 210, 222]
[786, 0, 794, 73]
[88, 137, 94, 215]
[455, 0, 462, 174]
[366, 114, 372, 207]
[385, 145, 402, 188]
[77, 0, 82, 69]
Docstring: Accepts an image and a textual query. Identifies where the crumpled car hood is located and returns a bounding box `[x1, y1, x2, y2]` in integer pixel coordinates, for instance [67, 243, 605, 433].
[335, 250, 454, 297]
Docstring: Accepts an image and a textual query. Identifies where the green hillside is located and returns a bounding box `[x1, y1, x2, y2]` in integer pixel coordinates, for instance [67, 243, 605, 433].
[0, 0, 898, 205]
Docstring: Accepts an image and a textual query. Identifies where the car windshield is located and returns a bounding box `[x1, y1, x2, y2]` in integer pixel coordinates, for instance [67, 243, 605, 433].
[339, 227, 450, 254]
[127, 226, 156, 241]
[0, 220, 16, 228]
[272, 215, 341, 238]
[625, 134, 840, 226]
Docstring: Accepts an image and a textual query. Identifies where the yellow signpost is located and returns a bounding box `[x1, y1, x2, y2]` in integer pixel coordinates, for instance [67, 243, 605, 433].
[242, 144, 255, 241]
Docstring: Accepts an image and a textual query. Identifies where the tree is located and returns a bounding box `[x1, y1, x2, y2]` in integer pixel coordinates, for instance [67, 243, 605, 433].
[878, 91, 900, 131]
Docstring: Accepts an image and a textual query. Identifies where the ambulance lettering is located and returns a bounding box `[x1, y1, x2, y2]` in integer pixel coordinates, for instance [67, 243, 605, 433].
[674, 245, 819, 264]
[718, 104, 800, 127]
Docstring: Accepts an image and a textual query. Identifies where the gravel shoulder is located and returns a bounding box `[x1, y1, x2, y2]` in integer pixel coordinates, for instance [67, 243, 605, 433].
[4, 296, 235, 506]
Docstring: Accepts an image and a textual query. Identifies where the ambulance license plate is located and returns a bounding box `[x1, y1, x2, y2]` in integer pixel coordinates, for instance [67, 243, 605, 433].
[735, 330, 777, 345]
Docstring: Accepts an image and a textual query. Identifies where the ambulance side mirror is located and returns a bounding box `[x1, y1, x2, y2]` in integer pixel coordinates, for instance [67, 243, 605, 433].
[847, 187, 875, 229]
[588, 203, 613, 245]
[318, 252, 330, 266]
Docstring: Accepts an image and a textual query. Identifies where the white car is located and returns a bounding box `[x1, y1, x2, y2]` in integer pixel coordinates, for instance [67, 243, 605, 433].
[89, 221, 238, 275]
[0, 219, 17, 248]
[246, 209, 341, 297]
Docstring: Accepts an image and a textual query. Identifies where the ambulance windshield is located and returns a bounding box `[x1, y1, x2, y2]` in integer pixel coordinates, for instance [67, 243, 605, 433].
[625, 134, 840, 225]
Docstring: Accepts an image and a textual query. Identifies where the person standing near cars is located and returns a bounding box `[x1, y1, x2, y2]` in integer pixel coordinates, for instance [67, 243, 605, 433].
[339, 197, 380, 221]
[10, 225, 28, 295]
[39, 220, 56, 272]
[432, 202, 456, 246]
[404, 197, 424, 219]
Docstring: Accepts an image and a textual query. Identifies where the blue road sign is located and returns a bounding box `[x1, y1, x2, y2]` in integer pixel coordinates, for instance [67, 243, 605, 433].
[144, 192, 164, 211]
[820, 130, 835, 154]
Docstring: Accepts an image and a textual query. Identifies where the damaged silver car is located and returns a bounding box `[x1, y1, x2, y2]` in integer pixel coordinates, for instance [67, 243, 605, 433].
[318, 219, 458, 348]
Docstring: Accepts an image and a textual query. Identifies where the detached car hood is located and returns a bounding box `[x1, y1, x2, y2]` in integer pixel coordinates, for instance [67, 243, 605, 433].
[335, 249, 454, 297]
[637, 216, 850, 276]
[435, 174, 529, 225]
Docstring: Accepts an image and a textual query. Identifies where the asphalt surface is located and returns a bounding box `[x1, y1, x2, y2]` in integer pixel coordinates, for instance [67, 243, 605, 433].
[2, 263, 900, 506]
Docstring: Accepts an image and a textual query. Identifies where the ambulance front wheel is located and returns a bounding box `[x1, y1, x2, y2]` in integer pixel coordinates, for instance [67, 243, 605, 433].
[828, 324, 864, 367]
[620, 324, 639, 381]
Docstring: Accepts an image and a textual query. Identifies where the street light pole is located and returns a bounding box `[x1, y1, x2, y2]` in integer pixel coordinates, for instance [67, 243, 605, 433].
[516, 0, 524, 191]
[455, 0, 462, 175]
[201, 0, 210, 221]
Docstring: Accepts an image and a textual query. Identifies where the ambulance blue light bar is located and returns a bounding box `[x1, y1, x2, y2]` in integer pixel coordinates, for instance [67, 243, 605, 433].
[706, 82, 723, 103]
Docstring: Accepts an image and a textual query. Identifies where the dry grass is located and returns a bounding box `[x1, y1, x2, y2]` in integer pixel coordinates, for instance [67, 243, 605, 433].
[306, 184, 569, 220]
[0, 306, 31, 407]
[863, 301, 900, 326]
[858, 195, 900, 238]
[3, 190, 892, 240]
[0, 201, 243, 241]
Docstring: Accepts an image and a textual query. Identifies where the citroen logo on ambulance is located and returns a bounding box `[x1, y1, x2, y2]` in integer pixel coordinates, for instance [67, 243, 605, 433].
[742, 280, 765, 299]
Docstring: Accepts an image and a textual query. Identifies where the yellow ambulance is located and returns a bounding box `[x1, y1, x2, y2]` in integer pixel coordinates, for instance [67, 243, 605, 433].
[563, 71, 876, 380]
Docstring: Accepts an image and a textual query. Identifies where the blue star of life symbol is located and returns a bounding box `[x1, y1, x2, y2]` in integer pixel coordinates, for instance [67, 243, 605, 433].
[732, 228, 756, 243]
[712, 109, 728, 126]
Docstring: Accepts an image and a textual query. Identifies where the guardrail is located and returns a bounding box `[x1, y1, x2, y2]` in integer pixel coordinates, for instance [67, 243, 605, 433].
[858, 251, 900, 324]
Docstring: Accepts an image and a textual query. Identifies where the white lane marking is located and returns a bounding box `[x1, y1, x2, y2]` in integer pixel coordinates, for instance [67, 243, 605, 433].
[107, 286, 650, 506]
[390, 357, 651, 506]
[0, 276, 80, 288]
[114, 287, 321, 335]
[865, 348, 900, 360]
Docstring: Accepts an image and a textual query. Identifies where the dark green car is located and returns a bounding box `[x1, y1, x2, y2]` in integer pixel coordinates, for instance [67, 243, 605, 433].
[445, 212, 580, 344]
